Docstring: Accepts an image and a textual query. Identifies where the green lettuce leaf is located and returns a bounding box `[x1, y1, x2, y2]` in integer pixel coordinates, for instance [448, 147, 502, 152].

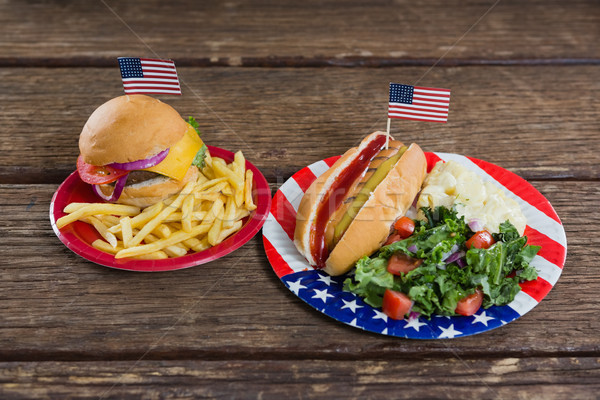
[187, 116, 208, 168]
[344, 207, 540, 318]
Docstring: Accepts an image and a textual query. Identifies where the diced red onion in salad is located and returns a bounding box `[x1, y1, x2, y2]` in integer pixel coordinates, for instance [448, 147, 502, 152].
[408, 311, 420, 320]
[109, 148, 169, 170]
[445, 250, 465, 265]
[441, 244, 460, 261]
[456, 257, 467, 268]
[92, 173, 129, 202]
[468, 218, 484, 232]
[407, 244, 418, 253]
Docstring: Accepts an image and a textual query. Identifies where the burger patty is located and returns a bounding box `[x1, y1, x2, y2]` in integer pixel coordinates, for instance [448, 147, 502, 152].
[105, 170, 167, 186]
[126, 170, 166, 185]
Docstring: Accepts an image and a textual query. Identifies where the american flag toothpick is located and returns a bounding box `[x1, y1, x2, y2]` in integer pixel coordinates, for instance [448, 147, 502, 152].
[118, 57, 182, 95]
[386, 83, 451, 146]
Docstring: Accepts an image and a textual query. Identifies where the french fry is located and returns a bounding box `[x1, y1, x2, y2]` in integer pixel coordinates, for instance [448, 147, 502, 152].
[193, 177, 227, 193]
[207, 208, 225, 246]
[143, 233, 187, 258]
[222, 194, 236, 229]
[194, 192, 222, 202]
[56, 204, 140, 229]
[92, 239, 123, 254]
[202, 165, 215, 179]
[244, 169, 256, 211]
[152, 224, 173, 239]
[183, 237, 211, 252]
[120, 216, 133, 248]
[133, 251, 169, 260]
[64, 202, 94, 213]
[196, 172, 209, 185]
[202, 196, 224, 227]
[215, 220, 243, 244]
[128, 181, 194, 247]
[203, 149, 213, 166]
[235, 208, 251, 220]
[83, 216, 118, 248]
[98, 215, 121, 227]
[212, 160, 245, 207]
[181, 193, 195, 233]
[234, 151, 245, 177]
[115, 223, 212, 259]
[220, 183, 234, 197]
[109, 201, 163, 233]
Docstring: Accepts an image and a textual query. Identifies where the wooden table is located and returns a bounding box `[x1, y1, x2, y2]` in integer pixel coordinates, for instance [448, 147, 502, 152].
[1, 1, 598, 398]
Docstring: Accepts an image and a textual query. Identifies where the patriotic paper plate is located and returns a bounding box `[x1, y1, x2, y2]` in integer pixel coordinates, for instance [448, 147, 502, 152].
[50, 146, 271, 272]
[263, 152, 566, 338]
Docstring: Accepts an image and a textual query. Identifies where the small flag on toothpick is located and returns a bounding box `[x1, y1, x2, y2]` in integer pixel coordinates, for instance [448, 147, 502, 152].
[388, 83, 450, 123]
[385, 82, 451, 147]
[118, 57, 182, 95]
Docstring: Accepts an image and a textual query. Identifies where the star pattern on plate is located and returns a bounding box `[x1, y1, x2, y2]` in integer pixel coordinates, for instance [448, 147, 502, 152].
[312, 288, 334, 304]
[286, 278, 307, 296]
[317, 275, 333, 286]
[438, 324, 462, 339]
[404, 316, 427, 332]
[280, 270, 524, 339]
[341, 299, 363, 313]
[471, 311, 495, 326]
[372, 309, 388, 322]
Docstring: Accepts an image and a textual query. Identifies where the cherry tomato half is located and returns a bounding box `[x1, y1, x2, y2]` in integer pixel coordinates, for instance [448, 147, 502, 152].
[455, 289, 483, 316]
[384, 233, 402, 245]
[387, 253, 423, 275]
[382, 289, 413, 320]
[393, 216, 416, 239]
[466, 230, 495, 250]
[76, 155, 129, 185]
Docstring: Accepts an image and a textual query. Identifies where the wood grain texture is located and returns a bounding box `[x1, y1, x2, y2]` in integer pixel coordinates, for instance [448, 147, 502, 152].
[1, 358, 599, 399]
[0, 181, 595, 360]
[1, 0, 599, 63]
[1, 66, 598, 184]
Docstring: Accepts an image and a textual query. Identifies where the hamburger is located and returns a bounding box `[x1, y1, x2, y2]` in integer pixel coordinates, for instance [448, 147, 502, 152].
[294, 131, 427, 276]
[77, 95, 207, 208]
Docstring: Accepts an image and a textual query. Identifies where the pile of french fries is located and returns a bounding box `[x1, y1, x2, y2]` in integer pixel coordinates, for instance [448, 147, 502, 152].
[55, 151, 256, 260]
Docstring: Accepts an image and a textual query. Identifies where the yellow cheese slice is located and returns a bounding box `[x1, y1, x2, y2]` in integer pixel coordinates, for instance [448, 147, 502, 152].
[144, 124, 203, 181]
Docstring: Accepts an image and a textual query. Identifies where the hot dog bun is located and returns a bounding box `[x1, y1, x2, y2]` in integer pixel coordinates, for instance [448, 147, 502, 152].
[294, 132, 427, 276]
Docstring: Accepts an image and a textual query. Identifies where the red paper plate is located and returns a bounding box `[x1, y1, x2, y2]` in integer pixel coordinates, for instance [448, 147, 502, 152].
[50, 146, 271, 272]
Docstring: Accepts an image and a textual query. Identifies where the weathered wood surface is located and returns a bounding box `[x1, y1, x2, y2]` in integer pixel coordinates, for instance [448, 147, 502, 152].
[1, 0, 598, 397]
[1, 66, 598, 184]
[1, 0, 599, 63]
[1, 358, 599, 399]
[0, 182, 595, 361]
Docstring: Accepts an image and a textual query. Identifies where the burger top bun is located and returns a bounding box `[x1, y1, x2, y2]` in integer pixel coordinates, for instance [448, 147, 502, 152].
[79, 94, 189, 166]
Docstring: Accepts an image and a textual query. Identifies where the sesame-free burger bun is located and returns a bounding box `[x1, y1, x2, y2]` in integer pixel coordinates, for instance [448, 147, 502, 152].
[79, 94, 189, 165]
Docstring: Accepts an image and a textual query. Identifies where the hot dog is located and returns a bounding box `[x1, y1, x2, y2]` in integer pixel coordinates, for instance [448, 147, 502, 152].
[294, 131, 427, 276]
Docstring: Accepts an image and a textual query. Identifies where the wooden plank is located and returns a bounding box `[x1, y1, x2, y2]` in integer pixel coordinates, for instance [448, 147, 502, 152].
[0, 181, 595, 359]
[0, 66, 598, 184]
[1, 358, 599, 399]
[1, 0, 599, 62]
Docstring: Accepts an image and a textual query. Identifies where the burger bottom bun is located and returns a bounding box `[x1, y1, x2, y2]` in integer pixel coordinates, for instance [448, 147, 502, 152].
[99, 165, 199, 208]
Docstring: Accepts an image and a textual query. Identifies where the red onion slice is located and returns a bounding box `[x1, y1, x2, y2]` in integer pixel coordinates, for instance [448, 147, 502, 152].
[468, 218, 484, 232]
[445, 250, 466, 265]
[109, 148, 169, 171]
[408, 311, 421, 320]
[92, 173, 129, 202]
